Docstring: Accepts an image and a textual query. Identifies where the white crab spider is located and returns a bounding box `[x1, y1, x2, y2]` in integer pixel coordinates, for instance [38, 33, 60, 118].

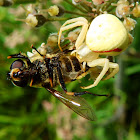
[58, 14, 129, 89]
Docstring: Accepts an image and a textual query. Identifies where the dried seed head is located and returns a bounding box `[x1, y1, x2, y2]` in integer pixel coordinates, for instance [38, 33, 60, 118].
[20, 4, 37, 16]
[72, 0, 82, 5]
[67, 28, 81, 42]
[132, 2, 140, 17]
[123, 17, 137, 31]
[0, 0, 13, 7]
[17, 5, 47, 27]
[41, 5, 64, 17]
[47, 33, 58, 47]
[26, 4, 36, 14]
[56, 6, 65, 17]
[115, 0, 131, 18]
[128, 33, 134, 45]
[17, 14, 47, 27]
[25, 14, 38, 27]
[48, 5, 59, 16]
[117, 0, 128, 5]
[34, 14, 47, 27]
[92, 0, 105, 5]
[18, 14, 47, 27]
[37, 43, 47, 55]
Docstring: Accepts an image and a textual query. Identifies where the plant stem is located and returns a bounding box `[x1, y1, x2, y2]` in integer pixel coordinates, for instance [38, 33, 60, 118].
[115, 54, 124, 93]
[64, 10, 90, 17]
[47, 17, 73, 22]
[65, 0, 87, 13]
[80, 2, 92, 13]
[14, 0, 37, 4]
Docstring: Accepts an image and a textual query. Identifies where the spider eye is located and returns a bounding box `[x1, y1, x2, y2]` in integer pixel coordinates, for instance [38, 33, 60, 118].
[10, 59, 25, 70]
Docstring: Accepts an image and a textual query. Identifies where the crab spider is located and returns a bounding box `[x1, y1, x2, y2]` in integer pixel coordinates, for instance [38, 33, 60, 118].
[58, 14, 130, 89]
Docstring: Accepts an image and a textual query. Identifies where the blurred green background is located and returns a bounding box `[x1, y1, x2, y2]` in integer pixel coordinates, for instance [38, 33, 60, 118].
[0, 0, 140, 140]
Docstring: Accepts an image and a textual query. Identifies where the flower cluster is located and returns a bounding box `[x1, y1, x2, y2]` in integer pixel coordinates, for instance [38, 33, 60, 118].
[1, 0, 139, 50]
[1, 0, 139, 31]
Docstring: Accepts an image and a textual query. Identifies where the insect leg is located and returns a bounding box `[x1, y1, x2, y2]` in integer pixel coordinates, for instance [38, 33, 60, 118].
[31, 45, 44, 56]
[57, 62, 67, 92]
[74, 91, 108, 97]
[44, 58, 54, 87]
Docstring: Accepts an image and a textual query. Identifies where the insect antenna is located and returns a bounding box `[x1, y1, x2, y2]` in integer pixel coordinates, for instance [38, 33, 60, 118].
[31, 45, 44, 57]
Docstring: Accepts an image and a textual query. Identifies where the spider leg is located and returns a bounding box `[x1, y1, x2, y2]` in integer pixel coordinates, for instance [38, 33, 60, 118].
[56, 61, 107, 96]
[103, 62, 119, 80]
[58, 17, 89, 51]
[82, 58, 110, 89]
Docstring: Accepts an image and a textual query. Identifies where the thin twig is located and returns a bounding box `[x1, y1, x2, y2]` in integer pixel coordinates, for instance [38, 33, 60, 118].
[65, 0, 88, 13]
[64, 10, 90, 17]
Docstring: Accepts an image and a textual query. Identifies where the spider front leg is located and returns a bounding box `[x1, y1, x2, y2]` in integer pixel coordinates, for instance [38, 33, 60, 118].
[58, 17, 89, 51]
[103, 62, 119, 80]
[82, 58, 119, 89]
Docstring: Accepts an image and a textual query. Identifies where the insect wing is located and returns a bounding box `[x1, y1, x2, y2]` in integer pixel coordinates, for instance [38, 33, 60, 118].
[47, 88, 96, 121]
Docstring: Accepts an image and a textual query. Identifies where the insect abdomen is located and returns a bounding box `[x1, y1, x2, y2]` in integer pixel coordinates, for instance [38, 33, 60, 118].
[59, 55, 83, 81]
